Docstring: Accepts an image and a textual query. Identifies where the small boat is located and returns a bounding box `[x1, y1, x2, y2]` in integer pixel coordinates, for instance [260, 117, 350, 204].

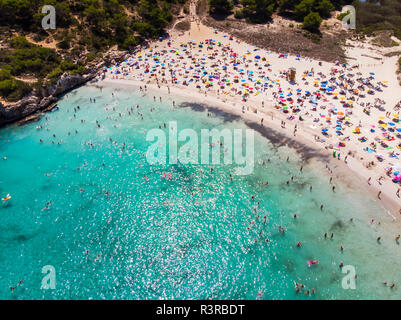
[51, 105, 59, 112]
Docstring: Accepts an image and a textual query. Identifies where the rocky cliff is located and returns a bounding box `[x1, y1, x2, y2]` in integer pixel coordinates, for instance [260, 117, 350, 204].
[0, 72, 98, 126]
[0, 50, 129, 127]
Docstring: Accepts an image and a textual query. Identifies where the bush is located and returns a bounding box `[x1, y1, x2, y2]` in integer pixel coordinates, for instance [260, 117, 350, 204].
[209, 0, 234, 15]
[57, 39, 71, 50]
[315, 0, 334, 18]
[47, 67, 64, 84]
[294, 0, 314, 21]
[234, 10, 244, 19]
[302, 11, 322, 33]
[71, 65, 86, 76]
[337, 11, 349, 21]
[0, 78, 31, 102]
[295, 0, 335, 21]
[60, 60, 76, 72]
[240, 0, 275, 23]
[9, 35, 32, 49]
[119, 36, 140, 50]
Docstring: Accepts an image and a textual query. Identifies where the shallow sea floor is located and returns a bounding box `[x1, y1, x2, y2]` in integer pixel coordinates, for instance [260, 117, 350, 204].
[0, 83, 400, 299]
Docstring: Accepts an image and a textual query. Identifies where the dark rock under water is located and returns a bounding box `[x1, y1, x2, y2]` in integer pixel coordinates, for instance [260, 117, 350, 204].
[179, 101, 328, 163]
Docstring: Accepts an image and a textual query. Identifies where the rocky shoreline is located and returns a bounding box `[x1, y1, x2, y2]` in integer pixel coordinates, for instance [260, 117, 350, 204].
[0, 50, 132, 127]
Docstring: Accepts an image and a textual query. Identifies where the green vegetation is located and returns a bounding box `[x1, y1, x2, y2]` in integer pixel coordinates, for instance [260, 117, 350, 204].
[223, 0, 401, 40]
[1, 36, 60, 78]
[0, 0, 188, 102]
[302, 11, 322, 32]
[0, 70, 31, 102]
[336, 10, 349, 21]
[209, 0, 234, 15]
[239, 0, 276, 23]
[353, 0, 401, 40]
[294, 0, 334, 21]
[0, 35, 85, 100]
[227, 0, 351, 25]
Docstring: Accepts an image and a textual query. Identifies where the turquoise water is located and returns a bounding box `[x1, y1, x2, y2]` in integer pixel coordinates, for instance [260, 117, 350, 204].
[0, 83, 400, 300]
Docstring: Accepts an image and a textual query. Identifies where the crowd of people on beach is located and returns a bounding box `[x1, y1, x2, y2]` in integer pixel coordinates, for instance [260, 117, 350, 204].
[106, 30, 401, 208]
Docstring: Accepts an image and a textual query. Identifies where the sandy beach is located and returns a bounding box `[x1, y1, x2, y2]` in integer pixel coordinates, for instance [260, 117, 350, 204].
[100, 2, 401, 218]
